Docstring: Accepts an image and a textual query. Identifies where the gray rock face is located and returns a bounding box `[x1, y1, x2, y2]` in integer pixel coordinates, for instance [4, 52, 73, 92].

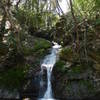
[0, 88, 19, 99]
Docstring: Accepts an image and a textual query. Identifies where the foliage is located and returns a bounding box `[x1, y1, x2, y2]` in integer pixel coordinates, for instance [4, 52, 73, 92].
[0, 0, 100, 95]
[55, 60, 66, 72]
[7, 33, 17, 48]
[95, 18, 100, 26]
[73, 0, 100, 20]
[15, 1, 59, 30]
[67, 65, 85, 74]
[0, 64, 30, 89]
[60, 47, 73, 61]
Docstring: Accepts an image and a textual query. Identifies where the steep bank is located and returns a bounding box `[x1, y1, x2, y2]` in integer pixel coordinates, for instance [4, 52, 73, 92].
[0, 35, 52, 99]
[52, 46, 100, 100]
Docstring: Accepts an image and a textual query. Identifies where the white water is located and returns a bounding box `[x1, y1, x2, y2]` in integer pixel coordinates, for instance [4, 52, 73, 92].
[39, 42, 61, 100]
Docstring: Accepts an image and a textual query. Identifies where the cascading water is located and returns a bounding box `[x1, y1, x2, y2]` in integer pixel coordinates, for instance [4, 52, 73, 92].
[39, 42, 61, 100]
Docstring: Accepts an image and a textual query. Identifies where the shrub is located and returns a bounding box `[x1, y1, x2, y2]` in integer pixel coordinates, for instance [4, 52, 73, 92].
[60, 47, 73, 61]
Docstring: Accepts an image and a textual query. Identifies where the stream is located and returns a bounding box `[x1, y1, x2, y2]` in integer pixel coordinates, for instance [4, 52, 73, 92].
[38, 42, 61, 100]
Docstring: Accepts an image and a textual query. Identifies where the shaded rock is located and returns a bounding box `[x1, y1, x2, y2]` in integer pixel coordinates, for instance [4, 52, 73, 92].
[0, 51, 24, 72]
[52, 60, 100, 99]
[0, 88, 19, 99]
[21, 78, 40, 98]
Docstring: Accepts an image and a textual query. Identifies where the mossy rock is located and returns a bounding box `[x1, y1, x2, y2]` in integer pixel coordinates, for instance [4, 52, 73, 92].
[66, 80, 96, 99]
[22, 47, 34, 56]
[22, 38, 51, 56]
[54, 60, 66, 73]
[66, 64, 93, 80]
[68, 65, 85, 74]
[33, 38, 51, 51]
[0, 64, 30, 89]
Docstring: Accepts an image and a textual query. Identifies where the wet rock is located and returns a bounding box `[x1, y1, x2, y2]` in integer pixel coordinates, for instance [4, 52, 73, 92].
[42, 69, 47, 81]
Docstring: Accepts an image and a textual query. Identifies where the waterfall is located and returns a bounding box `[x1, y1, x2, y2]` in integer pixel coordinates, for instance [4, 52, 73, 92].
[38, 42, 61, 100]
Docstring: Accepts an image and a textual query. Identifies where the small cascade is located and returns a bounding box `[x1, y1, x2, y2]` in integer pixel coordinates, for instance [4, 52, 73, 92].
[38, 42, 61, 100]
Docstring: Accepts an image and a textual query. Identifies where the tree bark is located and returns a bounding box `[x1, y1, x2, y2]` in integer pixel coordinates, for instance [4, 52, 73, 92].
[69, 0, 79, 52]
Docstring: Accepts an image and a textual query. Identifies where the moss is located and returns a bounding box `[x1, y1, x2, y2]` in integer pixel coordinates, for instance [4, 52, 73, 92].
[33, 38, 51, 51]
[67, 64, 86, 75]
[22, 38, 51, 56]
[71, 65, 83, 73]
[0, 64, 30, 89]
[55, 60, 66, 73]
[79, 80, 95, 94]
[95, 18, 100, 26]
[22, 46, 34, 56]
[35, 49, 46, 57]
[66, 64, 90, 79]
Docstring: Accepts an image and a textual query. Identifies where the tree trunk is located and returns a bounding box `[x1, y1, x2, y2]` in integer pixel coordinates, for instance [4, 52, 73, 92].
[69, 0, 79, 52]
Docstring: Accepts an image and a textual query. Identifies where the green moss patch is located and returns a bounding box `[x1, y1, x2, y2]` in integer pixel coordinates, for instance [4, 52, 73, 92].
[22, 38, 51, 56]
[33, 38, 51, 52]
[55, 60, 66, 72]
